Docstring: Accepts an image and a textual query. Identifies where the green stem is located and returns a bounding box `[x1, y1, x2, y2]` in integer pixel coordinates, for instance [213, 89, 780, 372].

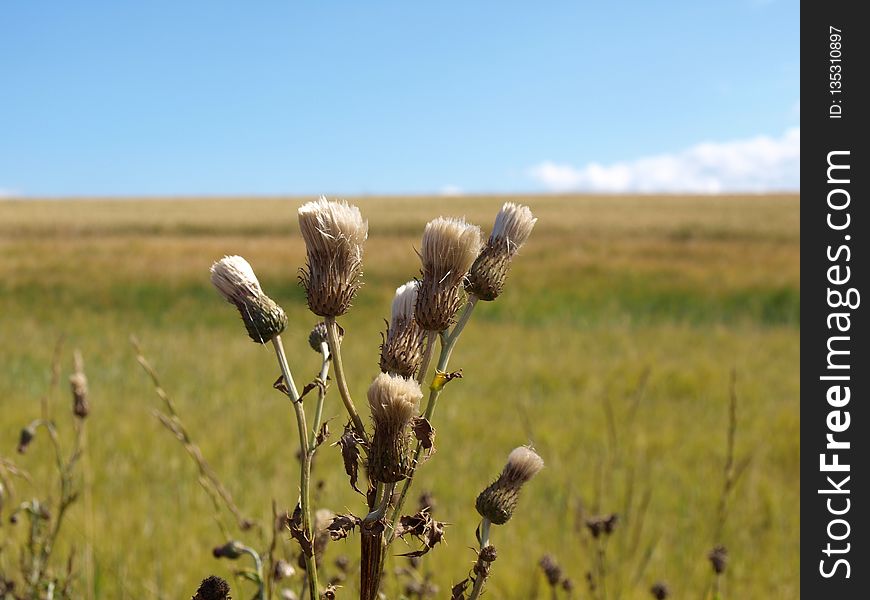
[271, 336, 318, 600]
[308, 342, 331, 450]
[385, 297, 478, 546]
[324, 316, 369, 445]
[416, 330, 437, 384]
[468, 518, 492, 600]
[239, 544, 265, 600]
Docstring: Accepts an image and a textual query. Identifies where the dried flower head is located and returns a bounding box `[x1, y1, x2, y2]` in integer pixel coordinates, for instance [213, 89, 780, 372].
[70, 350, 89, 419]
[298, 197, 368, 317]
[650, 581, 670, 600]
[210, 255, 287, 343]
[586, 513, 619, 538]
[192, 575, 232, 600]
[476, 446, 544, 525]
[539, 554, 563, 587]
[273, 559, 296, 581]
[415, 217, 482, 331]
[380, 281, 427, 378]
[366, 373, 423, 483]
[708, 545, 728, 575]
[466, 203, 536, 301]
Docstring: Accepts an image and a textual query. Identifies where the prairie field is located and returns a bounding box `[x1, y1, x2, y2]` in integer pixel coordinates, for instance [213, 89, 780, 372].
[0, 195, 799, 599]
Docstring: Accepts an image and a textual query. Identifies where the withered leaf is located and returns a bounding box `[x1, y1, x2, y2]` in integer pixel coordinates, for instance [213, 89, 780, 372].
[287, 502, 313, 557]
[273, 375, 289, 396]
[395, 508, 447, 557]
[451, 578, 470, 599]
[314, 421, 330, 448]
[332, 422, 363, 494]
[411, 417, 435, 452]
[327, 513, 361, 541]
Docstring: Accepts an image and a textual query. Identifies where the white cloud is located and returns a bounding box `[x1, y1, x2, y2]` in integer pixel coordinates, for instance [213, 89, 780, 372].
[528, 127, 800, 193]
[439, 184, 464, 196]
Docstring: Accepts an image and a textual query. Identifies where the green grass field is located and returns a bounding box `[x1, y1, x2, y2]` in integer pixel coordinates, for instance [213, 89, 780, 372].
[0, 195, 799, 599]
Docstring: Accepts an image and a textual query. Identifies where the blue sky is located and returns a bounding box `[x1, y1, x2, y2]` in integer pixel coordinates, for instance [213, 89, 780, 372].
[0, 1, 799, 197]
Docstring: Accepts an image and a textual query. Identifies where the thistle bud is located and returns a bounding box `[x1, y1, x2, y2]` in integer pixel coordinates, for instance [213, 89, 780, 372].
[415, 217, 482, 331]
[650, 582, 670, 600]
[466, 203, 536, 301]
[298, 197, 368, 317]
[210, 255, 287, 343]
[308, 322, 330, 353]
[380, 281, 427, 378]
[366, 373, 423, 484]
[475, 446, 544, 525]
[17, 425, 36, 454]
[70, 350, 89, 419]
[212, 540, 245, 560]
[708, 545, 728, 575]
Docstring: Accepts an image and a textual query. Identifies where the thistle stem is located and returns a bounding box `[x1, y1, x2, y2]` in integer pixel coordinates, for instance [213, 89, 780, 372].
[385, 296, 478, 546]
[468, 518, 492, 600]
[271, 335, 319, 600]
[308, 342, 331, 450]
[416, 330, 437, 384]
[239, 544, 265, 600]
[324, 316, 369, 445]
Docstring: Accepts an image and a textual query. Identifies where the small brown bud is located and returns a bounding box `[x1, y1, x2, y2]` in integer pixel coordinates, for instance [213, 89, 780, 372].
[708, 545, 728, 575]
[650, 581, 670, 600]
[539, 555, 562, 587]
[308, 322, 330, 353]
[212, 540, 245, 560]
[17, 425, 36, 454]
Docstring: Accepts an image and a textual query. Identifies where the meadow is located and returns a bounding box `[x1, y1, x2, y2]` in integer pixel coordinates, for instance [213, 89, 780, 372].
[0, 194, 800, 599]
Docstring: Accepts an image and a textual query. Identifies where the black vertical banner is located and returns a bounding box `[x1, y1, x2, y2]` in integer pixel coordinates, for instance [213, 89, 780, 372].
[802, 2, 868, 597]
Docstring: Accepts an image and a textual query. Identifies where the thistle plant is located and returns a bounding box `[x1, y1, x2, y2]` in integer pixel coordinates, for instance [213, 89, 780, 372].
[200, 198, 540, 600]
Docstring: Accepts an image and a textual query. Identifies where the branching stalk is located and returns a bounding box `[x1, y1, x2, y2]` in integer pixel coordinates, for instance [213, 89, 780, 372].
[386, 296, 478, 546]
[271, 335, 319, 600]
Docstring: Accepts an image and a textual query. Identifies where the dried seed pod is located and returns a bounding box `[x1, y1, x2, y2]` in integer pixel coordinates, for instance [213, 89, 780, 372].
[308, 322, 330, 353]
[415, 217, 482, 331]
[650, 581, 670, 599]
[380, 281, 427, 378]
[466, 203, 536, 301]
[191, 575, 232, 600]
[366, 373, 423, 483]
[298, 197, 368, 317]
[708, 545, 728, 575]
[210, 255, 287, 343]
[475, 446, 544, 525]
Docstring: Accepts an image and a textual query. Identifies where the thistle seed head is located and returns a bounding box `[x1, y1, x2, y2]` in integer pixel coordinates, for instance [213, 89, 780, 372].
[192, 575, 232, 600]
[466, 203, 536, 301]
[708, 545, 728, 575]
[70, 350, 89, 419]
[210, 255, 287, 343]
[475, 446, 543, 525]
[298, 197, 368, 317]
[415, 217, 482, 331]
[380, 281, 427, 378]
[366, 373, 423, 483]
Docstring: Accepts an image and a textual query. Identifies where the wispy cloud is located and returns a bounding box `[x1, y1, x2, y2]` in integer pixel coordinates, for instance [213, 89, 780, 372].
[439, 184, 464, 197]
[0, 188, 21, 198]
[528, 127, 800, 193]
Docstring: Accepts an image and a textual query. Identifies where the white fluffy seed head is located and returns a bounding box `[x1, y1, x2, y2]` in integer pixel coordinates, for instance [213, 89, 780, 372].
[390, 280, 419, 331]
[491, 203, 537, 256]
[298, 196, 368, 256]
[420, 217, 482, 281]
[367, 372, 423, 427]
[210, 255, 263, 304]
[503, 446, 544, 485]
[297, 197, 368, 317]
